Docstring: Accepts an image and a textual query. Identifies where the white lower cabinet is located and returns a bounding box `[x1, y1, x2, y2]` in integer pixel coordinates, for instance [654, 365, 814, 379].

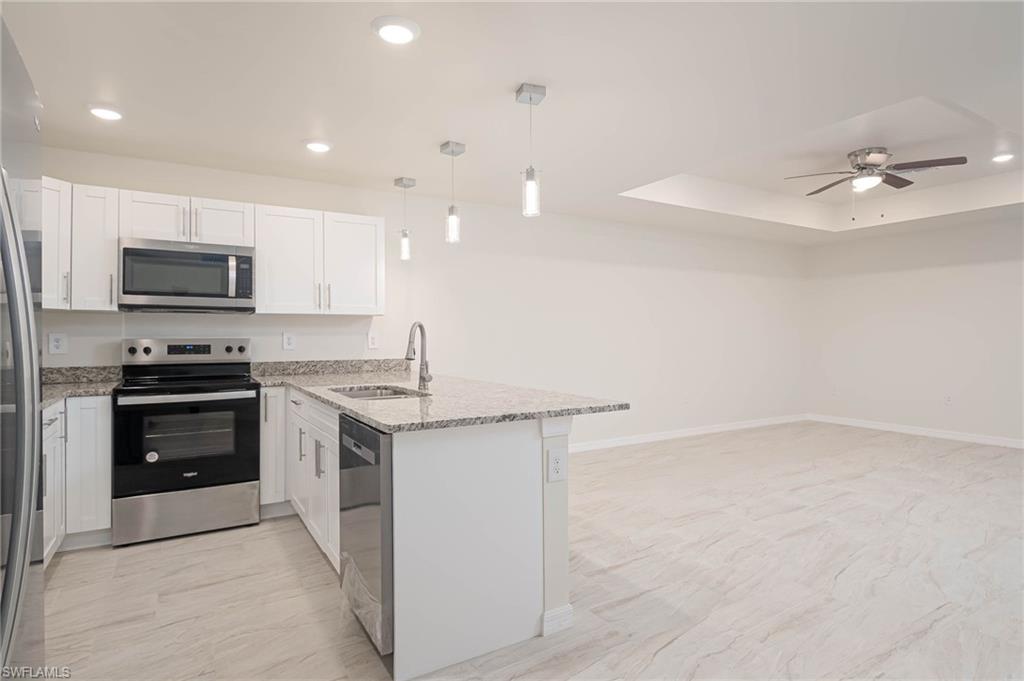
[260, 387, 286, 505]
[42, 401, 67, 567]
[64, 396, 113, 535]
[284, 390, 340, 571]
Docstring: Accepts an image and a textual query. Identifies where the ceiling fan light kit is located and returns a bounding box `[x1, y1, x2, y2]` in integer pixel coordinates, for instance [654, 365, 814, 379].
[786, 146, 968, 196]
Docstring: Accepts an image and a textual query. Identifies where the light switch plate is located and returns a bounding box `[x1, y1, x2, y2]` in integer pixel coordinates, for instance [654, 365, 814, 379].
[282, 333, 296, 351]
[367, 332, 379, 350]
[48, 332, 69, 355]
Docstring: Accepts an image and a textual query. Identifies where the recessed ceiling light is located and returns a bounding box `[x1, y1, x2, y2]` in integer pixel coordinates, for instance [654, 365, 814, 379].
[371, 16, 421, 45]
[992, 153, 1014, 163]
[90, 107, 122, 121]
[305, 140, 331, 153]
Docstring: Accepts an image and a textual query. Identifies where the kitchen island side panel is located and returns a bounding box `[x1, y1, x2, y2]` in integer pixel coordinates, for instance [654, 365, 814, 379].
[391, 419, 544, 681]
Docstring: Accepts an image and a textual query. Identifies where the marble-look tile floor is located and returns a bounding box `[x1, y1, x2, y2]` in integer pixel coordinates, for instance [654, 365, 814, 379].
[45, 422, 1022, 680]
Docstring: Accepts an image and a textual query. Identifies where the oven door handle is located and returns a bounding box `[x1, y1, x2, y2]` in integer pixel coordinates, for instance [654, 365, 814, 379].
[116, 390, 258, 406]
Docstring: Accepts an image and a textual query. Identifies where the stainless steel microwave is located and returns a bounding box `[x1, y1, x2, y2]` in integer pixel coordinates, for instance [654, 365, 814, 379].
[118, 238, 255, 313]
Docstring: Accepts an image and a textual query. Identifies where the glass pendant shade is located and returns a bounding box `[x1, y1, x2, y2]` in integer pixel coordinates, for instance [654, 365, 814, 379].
[522, 166, 540, 217]
[399, 229, 411, 261]
[445, 205, 461, 243]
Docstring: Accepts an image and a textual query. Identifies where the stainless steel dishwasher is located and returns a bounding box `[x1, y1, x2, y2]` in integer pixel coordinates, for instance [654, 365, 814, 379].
[339, 414, 394, 659]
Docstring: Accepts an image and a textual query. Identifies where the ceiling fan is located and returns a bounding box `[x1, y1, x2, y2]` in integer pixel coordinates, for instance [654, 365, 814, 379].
[785, 147, 967, 196]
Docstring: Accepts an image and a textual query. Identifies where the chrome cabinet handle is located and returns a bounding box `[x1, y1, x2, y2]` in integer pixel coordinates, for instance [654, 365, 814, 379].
[298, 428, 305, 460]
[62, 272, 69, 303]
[61, 412, 67, 442]
[264, 392, 269, 422]
[181, 206, 187, 240]
[327, 284, 331, 310]
[317, 283, 322, 310]
[109, 273, 114, 306]
[194, 206, 201, 241]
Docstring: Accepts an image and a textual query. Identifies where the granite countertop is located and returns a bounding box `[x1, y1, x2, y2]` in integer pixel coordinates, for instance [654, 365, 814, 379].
[39, 361, 629, 432]
[258, 372, 629, 433]
[41, 381, 120, 410]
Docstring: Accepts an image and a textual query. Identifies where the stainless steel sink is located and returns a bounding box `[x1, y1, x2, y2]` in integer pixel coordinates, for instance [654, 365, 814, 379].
[330, 385, 429, 400]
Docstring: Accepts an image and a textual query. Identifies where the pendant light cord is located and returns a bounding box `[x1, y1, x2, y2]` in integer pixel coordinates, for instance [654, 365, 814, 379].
[403, 186, 407, 228]
[451, 154, 455, 204]
[528, 100, 534, 167]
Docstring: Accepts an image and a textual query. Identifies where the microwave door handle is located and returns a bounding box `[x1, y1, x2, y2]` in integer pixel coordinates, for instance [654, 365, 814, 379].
[228, 256, 237, 298]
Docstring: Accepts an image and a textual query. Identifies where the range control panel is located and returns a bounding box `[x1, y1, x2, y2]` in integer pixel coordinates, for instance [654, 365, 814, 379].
[122, 338, 251, 364]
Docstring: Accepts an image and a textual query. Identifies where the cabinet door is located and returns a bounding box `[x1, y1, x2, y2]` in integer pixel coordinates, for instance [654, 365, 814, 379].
[325, 438, 340, 571]
[36, 178, 73, 310]
[119, 190, 190, 242]
[191, 197, 254, 247]
[322, 212, 385, 315]
[260, 387, 286, 505]
[255, 205, 323, 314]
[71, 185, 119, 311]
[56, 412, 67, 548]
[286, 416, 309, 518]
[65, 396, 113, 534]
[305, 429, 328, 547]
[42, 431, 58, 563]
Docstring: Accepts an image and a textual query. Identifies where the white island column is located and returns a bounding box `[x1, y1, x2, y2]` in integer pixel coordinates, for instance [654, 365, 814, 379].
[540, 416, 573, 635]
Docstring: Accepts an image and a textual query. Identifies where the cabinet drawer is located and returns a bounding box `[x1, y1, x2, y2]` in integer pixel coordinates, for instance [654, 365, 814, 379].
[285, 389, 339, 441]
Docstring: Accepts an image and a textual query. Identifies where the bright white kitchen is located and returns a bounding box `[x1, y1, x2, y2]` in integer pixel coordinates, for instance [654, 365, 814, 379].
[1, 2, 1021, 680]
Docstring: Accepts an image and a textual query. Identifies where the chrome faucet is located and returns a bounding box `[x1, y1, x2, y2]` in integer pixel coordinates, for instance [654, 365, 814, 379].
[405, 321, 432, 391]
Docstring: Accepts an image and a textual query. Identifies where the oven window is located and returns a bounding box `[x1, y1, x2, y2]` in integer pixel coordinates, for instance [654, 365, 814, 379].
[123, 248, 229, 297]
[143, 411, 235, 461]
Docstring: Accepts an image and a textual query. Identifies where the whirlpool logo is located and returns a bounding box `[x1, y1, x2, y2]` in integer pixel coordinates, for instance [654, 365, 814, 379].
[182, 472, 199, 478]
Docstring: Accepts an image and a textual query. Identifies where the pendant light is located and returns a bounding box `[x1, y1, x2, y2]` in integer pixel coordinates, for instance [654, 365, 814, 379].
[440, 140, 465, 243]
[394, 177, 416, 261]
[516, 83, 546, 217]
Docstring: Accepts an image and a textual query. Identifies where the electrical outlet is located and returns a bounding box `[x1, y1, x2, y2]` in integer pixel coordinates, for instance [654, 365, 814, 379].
[367, 332, 379, 350]
[282, 333, 296, 351]
[547, 446, 567, 482]
[48, 332, 69, 355]
[944, 395, 953, 406]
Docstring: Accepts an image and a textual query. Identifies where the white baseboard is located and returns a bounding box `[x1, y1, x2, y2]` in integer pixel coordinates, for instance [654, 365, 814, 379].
[58, 529, 111, 552]
[804, 414, 1024, 449]
[260, 501, 297, 519]
[571, 413, 1023, 454]
[569, 414, 806, 454]
[541, 604, 574, 636]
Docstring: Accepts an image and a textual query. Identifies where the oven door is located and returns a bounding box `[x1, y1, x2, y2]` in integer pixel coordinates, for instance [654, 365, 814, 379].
[113, 389, 260, 497]
[118, 238, 254, 311]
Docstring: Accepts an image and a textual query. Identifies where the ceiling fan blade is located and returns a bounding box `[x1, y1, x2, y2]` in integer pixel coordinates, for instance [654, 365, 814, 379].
[888, 156, 967, 172]
[806, 176, 853, 196]
[784, 171, 854, 180]
[882, 172, 913, 189]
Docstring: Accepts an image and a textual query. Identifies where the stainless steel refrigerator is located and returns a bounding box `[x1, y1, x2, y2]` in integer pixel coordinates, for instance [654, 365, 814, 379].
[0, 17, 44, 669]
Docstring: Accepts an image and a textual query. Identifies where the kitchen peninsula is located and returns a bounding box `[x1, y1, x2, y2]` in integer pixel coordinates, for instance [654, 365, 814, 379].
[256, 361, 629, 680]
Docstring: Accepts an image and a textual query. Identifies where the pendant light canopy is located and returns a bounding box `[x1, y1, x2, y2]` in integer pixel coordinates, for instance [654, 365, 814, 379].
[394, 177, 416, 261]
[516, 83, 546, 218]
[440, 140, 465, 243]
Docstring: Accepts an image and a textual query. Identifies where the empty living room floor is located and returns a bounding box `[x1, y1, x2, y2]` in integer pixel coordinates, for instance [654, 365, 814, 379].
[45, 421, 1022, 680]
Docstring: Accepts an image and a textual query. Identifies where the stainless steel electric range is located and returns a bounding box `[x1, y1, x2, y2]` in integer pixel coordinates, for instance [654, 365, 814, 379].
[111, 338, 260, 546]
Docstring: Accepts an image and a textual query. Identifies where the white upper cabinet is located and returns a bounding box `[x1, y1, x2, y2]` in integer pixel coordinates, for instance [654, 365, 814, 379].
[40, 178, 73, 310]
[322, 212, 385, 315]
[255, 205, 323, 314]
[119, 190, 190, 242]
[191, 197, 255, 247]
[71, 184, 119, 311]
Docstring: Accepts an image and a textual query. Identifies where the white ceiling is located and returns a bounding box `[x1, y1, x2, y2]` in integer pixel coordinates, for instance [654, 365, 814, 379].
[4, 2, 1022, 242]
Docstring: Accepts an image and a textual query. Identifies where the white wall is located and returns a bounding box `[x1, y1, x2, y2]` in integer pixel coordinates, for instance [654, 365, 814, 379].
[804, 215, 1024, 442]
[40, 147, 807, 446]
